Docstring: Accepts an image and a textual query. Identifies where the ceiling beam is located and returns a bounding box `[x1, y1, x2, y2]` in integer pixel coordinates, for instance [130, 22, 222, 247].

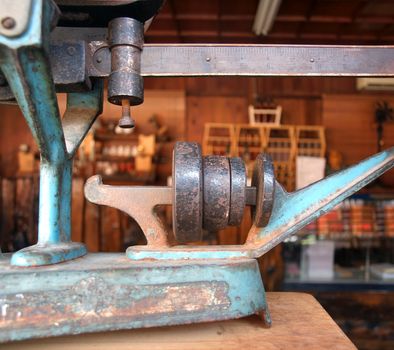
[276, 14, 394, 24]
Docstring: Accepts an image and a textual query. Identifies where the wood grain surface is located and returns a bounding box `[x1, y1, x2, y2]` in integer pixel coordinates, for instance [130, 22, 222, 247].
[2, 292, 356, 350]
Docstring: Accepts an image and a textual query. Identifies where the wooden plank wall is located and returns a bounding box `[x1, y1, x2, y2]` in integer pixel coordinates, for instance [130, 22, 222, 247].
[323, 94, 394, 186]
[144, 76, 359, 146]
[0, 76, 357, 178]
[0, 105, 38, 178]
[1, 76, 394, 252]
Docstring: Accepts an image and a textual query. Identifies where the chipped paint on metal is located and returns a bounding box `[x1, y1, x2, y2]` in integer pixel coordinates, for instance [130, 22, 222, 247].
[126, 246, 251, 260]
[247, 146, 394, 257]
[0, 253, 269, 342]
[0, 1, 103, 266]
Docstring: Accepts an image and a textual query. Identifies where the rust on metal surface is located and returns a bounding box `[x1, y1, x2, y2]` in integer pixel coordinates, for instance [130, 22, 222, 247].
[228, 157, 246, 226]
[84, 175, 171, 246]
[203, 155, 231, 232]
[172, 142, 203, 243]
[252, 154, 275, 227]
[1, 253, 267, 342]
[0, 280, 230, 331]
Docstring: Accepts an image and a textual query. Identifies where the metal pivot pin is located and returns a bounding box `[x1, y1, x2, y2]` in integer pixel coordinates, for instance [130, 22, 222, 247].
[118, 99, 135, 129]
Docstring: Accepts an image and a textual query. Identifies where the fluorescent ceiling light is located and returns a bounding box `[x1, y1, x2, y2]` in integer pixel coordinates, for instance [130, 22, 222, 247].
[253, 0, 282, 36]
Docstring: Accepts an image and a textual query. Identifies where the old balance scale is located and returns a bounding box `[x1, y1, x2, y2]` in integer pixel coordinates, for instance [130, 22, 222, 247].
[0, 0, 393, 342]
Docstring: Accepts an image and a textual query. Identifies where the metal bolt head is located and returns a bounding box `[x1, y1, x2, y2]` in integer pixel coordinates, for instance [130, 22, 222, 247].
[1, 17, 16, 30]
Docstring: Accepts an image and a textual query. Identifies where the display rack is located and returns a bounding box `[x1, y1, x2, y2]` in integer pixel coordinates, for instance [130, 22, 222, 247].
[248, 105, 282, 126]
[295, 126, 326, 157]
[234, 124, 265, 175]
[202, 123, 324, 191]
[264, 125, 297, 191]
[202, 123, 235, 156]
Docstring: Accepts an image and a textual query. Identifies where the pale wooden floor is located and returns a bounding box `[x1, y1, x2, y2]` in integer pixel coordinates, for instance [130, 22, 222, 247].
[2, 293, 356, 350]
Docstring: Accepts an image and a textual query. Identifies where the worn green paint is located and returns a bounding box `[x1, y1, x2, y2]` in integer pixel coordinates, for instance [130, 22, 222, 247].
[0, 0, 103, 266]
[0, 253, 269, 342]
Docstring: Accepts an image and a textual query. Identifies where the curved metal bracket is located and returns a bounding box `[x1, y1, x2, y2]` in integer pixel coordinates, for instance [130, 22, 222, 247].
[85, 176, 170, 247]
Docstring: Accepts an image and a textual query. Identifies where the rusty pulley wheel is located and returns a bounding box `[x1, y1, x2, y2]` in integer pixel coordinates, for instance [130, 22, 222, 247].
[228, 157, 246, 226]
[252, 153, 275, 227]
[202, 155, 231, 232]
[172, 142, 203, 243]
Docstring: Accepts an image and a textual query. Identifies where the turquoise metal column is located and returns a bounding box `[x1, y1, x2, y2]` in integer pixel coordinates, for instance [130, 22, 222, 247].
[0, 0, 103, 266]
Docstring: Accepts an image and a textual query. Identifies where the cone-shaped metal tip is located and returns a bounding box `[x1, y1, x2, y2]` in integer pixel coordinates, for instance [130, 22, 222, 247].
[118, 116, 135, 129]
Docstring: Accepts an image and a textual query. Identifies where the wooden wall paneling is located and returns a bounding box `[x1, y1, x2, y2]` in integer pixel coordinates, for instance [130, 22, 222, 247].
[155, 141, 175, 183]
[0, 179, 15, 251]
[217, 226, 238, 245]
[84, 200, 100, 252]
[187, 96, 248, 144]
[273, 97, 322, 125]
[100, 207, 122, 252]
[239, 207, 253, 244]
[186, 77, 249, 97]
[253, 77, 356, 97]
[0, 105, 36, 177]
[144, 77, 186, 91]
[15, 177, 35, 245]
[323, 94, 394, 186]
[304, 98, 323, 125]
[71, 177, 84, 242]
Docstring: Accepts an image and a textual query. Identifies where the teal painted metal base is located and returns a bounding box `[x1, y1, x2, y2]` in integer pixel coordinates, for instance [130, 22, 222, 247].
[126, 245, 251, 260]
[10, 242, 87, 267]
[0, 253, 270, 342]
[0, 0, 103, 267]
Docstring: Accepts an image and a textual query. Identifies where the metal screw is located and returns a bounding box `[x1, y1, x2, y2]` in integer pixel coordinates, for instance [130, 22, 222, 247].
[310, 58, 315, 63]
[96, 56, 102, 63]
[67, 46, 76, 56]
[1, 17, 16, 30]
[118, 99, 135, 129]
[206, 57, 211, 62]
